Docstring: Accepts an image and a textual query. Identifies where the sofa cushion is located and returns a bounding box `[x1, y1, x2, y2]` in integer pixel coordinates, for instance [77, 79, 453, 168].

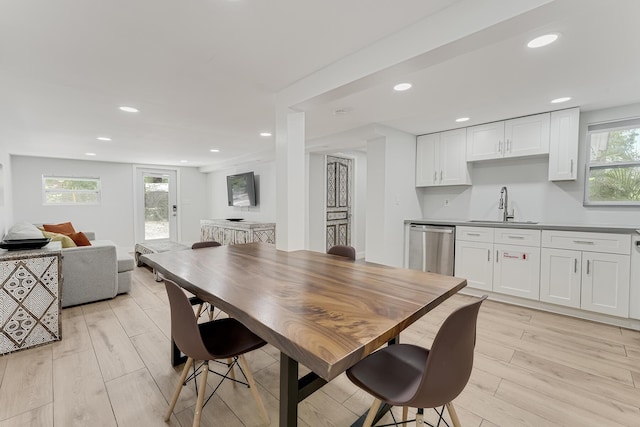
[67, 231, 92, 246]
[43, 222, 76, 234]
[42, 230, 77, 248]
[116, 247, 135, 273]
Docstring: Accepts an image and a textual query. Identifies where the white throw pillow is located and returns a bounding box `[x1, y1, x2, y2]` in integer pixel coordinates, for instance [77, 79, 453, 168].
[5, 222, 44, 240]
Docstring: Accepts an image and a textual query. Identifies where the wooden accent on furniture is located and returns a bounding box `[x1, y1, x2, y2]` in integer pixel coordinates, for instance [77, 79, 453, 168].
[141, 242, 466, 426]
[0, 244, 62, 355]
[199, 219, 275, 245]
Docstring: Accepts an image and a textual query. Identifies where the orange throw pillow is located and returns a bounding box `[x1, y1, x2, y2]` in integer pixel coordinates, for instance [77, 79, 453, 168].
[43, 222, 76, 234]
[67, 231, 92, 247]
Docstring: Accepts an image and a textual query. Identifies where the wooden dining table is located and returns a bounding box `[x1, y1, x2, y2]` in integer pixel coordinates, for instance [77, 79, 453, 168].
[141, 242, 466, 427]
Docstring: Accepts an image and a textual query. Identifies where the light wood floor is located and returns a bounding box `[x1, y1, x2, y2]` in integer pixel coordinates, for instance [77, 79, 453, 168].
[1, 265, 639, 427]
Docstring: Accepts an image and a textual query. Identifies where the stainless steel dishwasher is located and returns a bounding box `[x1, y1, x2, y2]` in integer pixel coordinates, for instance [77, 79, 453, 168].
[408, 223, 455, 275]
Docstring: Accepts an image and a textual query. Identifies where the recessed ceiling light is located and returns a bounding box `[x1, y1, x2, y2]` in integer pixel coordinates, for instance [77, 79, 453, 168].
[551, 97, 572, 104]
[456, 117, 470, 123]
[527, 33, 559, 48]
[85, 152, 96, 156]
[260, 132, 272, 137]
[180, 160, 188, 163]
[119, 106, 139, 113]
[210, 149, 220, 153]
[393, 83, 412, 91]
[96, 137, 111, 141]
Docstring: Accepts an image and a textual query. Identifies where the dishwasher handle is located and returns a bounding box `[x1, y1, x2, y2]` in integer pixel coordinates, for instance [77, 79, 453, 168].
[410, 225, 453, 234]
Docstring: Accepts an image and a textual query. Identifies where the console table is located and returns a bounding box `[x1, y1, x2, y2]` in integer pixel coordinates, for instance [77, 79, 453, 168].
[0, 243, 62, 355]
[200, 219, 276, 245]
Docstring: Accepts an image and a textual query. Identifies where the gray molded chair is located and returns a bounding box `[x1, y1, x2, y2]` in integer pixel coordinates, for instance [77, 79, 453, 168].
[346, 296, 487, 427]
[190, 241, 222, 319]
[327, 244, 356, 260]
[164, 279, 269, 427]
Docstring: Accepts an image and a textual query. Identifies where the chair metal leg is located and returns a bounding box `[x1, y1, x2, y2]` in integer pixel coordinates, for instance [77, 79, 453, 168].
[193, 361, 209, 427]
[195, 304, 204, 318]
[237, 354, 270, 424]
[402, 406, 408, 424]
[446, 402, 461, 427]
[165, 357, 193, 421]
[363, 398, 382, 427]
[415, 408, 424, 426]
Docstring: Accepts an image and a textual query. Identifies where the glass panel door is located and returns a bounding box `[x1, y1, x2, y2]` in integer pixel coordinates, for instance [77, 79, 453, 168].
[135, 168, 177, 242]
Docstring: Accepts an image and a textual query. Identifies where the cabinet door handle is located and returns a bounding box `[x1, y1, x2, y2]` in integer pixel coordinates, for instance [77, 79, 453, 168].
[506, 139, 511, 152]
[433, 171, 437, 183]
[574, 258, 577, 273]
[570, 159, 574, 174]
[586, 260, 590, 275]
[507, 235, 525, 239]
[574, 240, 595, 245]
[487, 249, 491, 261]
[467, 233, 481, 236]
[498, 141, 502, 154]
[440, 170, 443, 181]
[496, 250, 499, 263]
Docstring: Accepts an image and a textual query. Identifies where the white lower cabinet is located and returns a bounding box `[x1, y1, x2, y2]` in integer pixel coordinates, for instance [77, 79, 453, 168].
[454, 240, 493, 291]
[455, 227, 540, 301]
[581, 252, 630, 317]
[493, 244, 540, 300]
[540, 248, 582, 308]
[540, 230, 631, 317]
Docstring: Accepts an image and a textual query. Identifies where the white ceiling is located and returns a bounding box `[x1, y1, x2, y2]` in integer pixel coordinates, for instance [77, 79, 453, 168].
[2, 0, 640, 169]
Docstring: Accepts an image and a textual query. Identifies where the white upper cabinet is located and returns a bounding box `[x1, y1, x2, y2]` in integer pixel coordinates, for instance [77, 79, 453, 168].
[548, 107, 580, 181]
[465, 122, 504, 161]
[504, 112, 550, 158]
[466, 112, 551, 161]
[416, 129, 470, 187]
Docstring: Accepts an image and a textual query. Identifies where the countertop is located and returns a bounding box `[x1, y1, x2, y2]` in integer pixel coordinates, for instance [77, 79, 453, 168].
[405, 219, 640, 234]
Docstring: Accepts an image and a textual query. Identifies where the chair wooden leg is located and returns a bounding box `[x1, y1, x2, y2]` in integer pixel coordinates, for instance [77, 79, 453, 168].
[402, 406, 408, 424]
[228, 358, 236, 382]
[237, 354, 270, 424]
[195, 304, 204, 318]
[445, 402, 461, 427]
[363, 398, 382, 427]
[165, 357, 193, 421]
[193, 361, 209, 427]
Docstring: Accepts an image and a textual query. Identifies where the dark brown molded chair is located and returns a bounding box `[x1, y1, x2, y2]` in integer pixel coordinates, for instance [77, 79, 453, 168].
[191, 240, 222, 250]
[347, 296, 487, 427]
[190, 241, 222, 320]
[327, 244, 356, 260]
[164, 279, 269, 427]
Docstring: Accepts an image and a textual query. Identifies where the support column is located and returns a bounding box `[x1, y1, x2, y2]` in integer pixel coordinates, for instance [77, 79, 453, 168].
[275, 109, 306, 251]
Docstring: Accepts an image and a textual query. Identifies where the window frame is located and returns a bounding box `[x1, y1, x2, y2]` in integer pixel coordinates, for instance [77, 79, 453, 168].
[583, 117, 640, 207]
[42, 175, 102, 206]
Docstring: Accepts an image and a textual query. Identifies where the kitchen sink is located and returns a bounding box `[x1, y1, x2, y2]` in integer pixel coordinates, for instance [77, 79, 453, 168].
[467, 220, 538, 224]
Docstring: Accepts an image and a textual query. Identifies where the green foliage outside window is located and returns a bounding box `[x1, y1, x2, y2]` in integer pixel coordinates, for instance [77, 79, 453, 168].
[587, 127, 640, 204]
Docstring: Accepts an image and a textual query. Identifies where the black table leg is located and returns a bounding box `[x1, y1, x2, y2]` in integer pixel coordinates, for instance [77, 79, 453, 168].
[280, 353, 299, 427]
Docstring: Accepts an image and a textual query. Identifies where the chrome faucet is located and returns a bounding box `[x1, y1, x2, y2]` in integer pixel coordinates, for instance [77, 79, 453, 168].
[499, 186, 515, 222]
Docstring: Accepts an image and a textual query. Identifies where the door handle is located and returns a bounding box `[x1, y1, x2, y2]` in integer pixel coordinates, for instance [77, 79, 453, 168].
[496, 250, 499, 263]
[487, 249, 491, 262]
[574, 258, 577, 273]
[570, 159, 574, 174]
[440, 170, 443, 182]
[433, 171, 437, 183]
[586, 260, 590, 275]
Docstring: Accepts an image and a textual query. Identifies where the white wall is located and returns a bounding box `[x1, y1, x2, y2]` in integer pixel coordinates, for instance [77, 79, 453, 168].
[366, 128, 423, 267]
[206, 161, 276, 222]
[10, 156, 208, 248]
[421, 103, 640, 226]
[0, 149, 11, 236]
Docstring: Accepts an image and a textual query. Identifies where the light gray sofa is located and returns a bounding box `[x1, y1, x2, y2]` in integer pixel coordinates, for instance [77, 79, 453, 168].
[60, 232, 134, 307]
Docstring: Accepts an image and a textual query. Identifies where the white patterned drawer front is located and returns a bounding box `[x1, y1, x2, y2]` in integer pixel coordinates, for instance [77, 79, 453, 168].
[1, 252, 62, 355]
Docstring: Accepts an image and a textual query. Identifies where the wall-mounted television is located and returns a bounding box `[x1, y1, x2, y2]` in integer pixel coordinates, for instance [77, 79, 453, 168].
[226, 171, 257, 207]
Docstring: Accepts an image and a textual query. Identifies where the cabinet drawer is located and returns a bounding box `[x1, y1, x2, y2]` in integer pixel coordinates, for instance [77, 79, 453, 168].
[494, 228, 541, 246]
[456, 226, 494, 243]
[542, 230, 631, 255]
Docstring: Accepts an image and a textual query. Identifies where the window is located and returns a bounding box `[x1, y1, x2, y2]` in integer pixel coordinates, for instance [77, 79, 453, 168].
[585, 118, 640, 205]
[42, 176, 101, 205]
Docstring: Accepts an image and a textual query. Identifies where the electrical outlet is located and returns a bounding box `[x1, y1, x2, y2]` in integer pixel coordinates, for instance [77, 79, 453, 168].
[444, 199, 450, 207]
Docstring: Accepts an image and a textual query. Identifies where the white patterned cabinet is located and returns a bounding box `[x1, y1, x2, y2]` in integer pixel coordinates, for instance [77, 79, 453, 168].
[200, 220, 276, 245]
[1, 248, 62, 355]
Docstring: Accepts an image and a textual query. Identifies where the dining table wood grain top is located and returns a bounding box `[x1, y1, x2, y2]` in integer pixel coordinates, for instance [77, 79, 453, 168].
[141, 242, 467, 382]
